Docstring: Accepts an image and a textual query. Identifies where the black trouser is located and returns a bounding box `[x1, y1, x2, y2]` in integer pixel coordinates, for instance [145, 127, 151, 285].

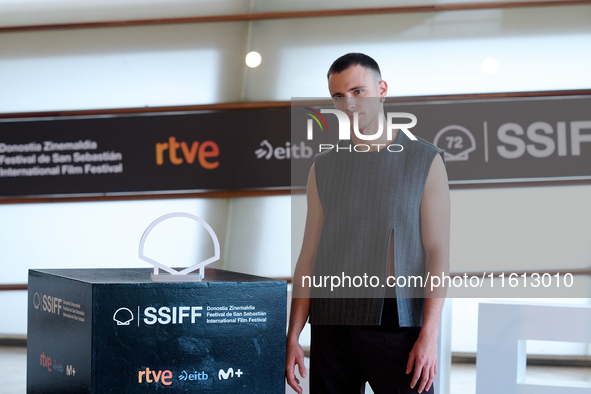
[310, 324, 434, 394]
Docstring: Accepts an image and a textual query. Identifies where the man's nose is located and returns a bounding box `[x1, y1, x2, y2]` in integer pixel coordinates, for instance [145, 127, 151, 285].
[344, 96, 356, 111]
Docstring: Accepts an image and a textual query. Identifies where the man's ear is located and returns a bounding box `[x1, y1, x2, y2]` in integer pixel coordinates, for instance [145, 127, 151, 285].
[378, 79, 388, 100]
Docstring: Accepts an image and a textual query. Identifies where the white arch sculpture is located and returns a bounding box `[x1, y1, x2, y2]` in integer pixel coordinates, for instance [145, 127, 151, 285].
[139, 212, 220, 282]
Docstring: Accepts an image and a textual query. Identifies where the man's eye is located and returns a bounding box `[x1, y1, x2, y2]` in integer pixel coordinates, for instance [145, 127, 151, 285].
[333, 97, 343, 101]
[354, 90, 363, 95]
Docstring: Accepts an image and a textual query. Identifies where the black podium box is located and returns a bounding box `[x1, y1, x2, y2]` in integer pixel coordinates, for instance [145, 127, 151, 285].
[27, 268, 287, 393]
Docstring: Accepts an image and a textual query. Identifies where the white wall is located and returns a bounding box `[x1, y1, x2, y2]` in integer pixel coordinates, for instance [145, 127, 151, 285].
[245, 5, 591, 100]
[224, 196, 293, 277]
[0, 199, 231, 334]
[0, 22, 248, 113]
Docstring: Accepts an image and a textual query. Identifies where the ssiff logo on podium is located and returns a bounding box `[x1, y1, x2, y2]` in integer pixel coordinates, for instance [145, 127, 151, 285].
[113, 305, 203, 326]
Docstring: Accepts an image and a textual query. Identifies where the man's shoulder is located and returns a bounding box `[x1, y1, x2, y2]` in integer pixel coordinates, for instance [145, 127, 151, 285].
[313, 140, 340, 163]
[406, 134, 443, 154]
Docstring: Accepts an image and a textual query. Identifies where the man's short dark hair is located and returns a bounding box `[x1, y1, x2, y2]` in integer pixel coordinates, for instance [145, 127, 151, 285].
[327, 52, 382, 80]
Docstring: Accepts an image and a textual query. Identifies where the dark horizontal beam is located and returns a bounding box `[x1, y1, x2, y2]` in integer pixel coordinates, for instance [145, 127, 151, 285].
[0, 335, 26, 347]
[452, 353, 591, 368]
[0, 1, 590, 33]
[0, 101, 292, 120]
[1, 178, 591, 206]
[1, 89, 590, 120]
[0, 284, 28, 291]
[449, 179, 591, 190]
[0, 189, 293, 205]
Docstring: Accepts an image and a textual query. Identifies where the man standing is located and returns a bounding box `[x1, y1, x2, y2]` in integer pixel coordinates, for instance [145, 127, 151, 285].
[286, 53, 450, 394]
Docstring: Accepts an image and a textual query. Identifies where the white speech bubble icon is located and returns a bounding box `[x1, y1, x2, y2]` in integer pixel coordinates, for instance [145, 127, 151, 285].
[139, 212, 220, 282]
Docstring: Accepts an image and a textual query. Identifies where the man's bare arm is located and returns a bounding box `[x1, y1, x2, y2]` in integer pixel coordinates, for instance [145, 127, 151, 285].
[407, 153, 450, 393]
[286, 164, 324, 394]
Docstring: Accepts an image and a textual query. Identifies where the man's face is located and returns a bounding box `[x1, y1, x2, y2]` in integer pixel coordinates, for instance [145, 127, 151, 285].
[327, 64, 388, 134]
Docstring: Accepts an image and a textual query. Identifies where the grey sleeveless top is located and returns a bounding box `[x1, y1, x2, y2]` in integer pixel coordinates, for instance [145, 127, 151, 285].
[309, 131, 444, 326]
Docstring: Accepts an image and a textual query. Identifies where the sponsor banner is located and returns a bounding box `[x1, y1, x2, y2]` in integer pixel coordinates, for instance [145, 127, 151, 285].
[3, 95, 590, 198]
[0, 109, 295, 198]
[27, 268, 287, 393]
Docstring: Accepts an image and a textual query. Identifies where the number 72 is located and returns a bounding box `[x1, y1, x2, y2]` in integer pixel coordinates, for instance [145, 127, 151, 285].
[446, 135, 463, 149]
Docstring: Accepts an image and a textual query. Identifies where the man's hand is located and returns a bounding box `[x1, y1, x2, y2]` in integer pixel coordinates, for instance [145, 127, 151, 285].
[286, 337, 306, 394]
[406, 333, 438, 393]
[408, 150, 448, 393]
[285, 164, 319, 393]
